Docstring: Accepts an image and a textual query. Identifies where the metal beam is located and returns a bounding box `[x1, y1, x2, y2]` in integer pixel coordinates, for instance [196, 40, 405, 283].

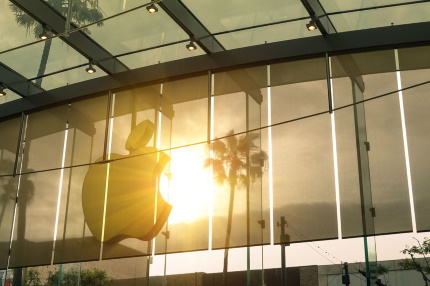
[10, 0, 129, 74]
[158, 0, 225, 54]
[300, 0, 337, 34]
[1, 21, 430, 120]
[0, 63, 44, 97]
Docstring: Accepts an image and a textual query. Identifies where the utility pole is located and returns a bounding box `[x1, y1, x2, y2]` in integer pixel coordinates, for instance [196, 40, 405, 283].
[278, 216, 290, 286]
[342, 262, 350, 286]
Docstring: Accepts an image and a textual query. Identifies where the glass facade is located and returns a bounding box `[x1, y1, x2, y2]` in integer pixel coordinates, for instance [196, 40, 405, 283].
[1, 44, 430, 285]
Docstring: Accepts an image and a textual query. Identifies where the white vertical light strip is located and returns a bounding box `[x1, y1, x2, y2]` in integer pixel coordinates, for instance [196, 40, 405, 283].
[328, 57, 342, 240]
[51, 109, 70, 264]
[100, 93, 115, 259]
[395, 49, 417, 233]
[267, 64, 274, 245]
[152, 84, 164, 257]
[208, 73, 215, 251]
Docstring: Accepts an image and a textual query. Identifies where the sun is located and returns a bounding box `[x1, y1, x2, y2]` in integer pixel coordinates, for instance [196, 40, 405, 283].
[159, 146, 212, 224]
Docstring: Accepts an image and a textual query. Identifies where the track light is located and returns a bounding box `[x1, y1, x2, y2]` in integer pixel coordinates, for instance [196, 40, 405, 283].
[39, 25, 50, 40]
[86, 61, 96, 74]
[186, 41, 197, 51]
[146, 3, 158, 13]
[306, 20, 317, 31]
[0, 84, 6, 97]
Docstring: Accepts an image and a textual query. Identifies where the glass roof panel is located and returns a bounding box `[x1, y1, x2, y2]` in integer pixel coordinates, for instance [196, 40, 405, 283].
[182, 0, 308, 33]
[0, 37, 93, 80]
[319, 0, 419, 13]
[118, 43, 205, 69]
[330, 2, 430, 32]
[43, 0, 144, 27]
[33, 66, 107, 91]
[215, 19, 314, 50]
[1, 1, 45, 52]
[0, 89, 22, 105]
[84, 7, 189, 56]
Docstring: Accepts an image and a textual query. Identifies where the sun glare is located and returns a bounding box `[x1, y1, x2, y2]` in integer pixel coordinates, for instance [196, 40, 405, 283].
[160, 147, 212, 224]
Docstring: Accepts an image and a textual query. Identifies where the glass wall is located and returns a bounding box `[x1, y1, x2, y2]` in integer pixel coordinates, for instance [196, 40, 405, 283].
[1, 45, 430, 285]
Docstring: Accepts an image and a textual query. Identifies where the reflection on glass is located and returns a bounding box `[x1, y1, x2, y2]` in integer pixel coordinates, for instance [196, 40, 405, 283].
[401, 65, 430, 232]
[54, 166, 101, 264]
[0, 176, 17, 269]
[271, 57, 328, 123]
[22, 106, 68, 173]
[182, 0, 307, 33]
[118, 42, 206, 70]
[156, 144, 210, 254]
[272, 114, 337, 243]
[0, 117, 21, 176]
[216, 19, 313, 50]
[210, 132, 268, 250]
[86, 9, 188, 56]
[9, 171, 61, 268]
[330, 3, 430, 33]
[65, 94, 109, 167]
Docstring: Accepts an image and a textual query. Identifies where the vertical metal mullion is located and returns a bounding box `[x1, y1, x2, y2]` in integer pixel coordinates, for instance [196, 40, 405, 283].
[326, 53, 333, 114]
[207, 70, 212, 144]
[12, 112, 26, 177]
[103, 90, 114, 162]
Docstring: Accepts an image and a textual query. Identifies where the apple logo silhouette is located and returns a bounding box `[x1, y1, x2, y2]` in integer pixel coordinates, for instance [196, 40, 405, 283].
[82, 120, 171, 243]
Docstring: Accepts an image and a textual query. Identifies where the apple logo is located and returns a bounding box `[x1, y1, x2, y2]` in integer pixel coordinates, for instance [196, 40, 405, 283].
[82, 120, 171, 243]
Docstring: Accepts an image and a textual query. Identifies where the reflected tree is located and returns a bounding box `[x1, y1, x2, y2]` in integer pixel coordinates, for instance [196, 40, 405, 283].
[0, 160, 17, 231]
[9, 0, 104, 86]
[205, 130, 267, 286]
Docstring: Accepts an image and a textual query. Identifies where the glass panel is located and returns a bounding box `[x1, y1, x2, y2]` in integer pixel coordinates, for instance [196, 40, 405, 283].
[400, 50, 430, 232]
[330, 3, 430, 33]
[1, 3, 43, 52]
[333, 106, 363, 238]
[182, 0, 308, 33]
[65, 94, 109, 167]
[320, 0, 416, 13]
[100, 148, 169, 259]
[86, 9, 188, 56]
[211, 131, 268, 249]
[365, 95, 412, 234]
[272, 114, 337, 243]
[118, 42, 206, 69]
[36, 64, 107, 91]
[331, 50, 397, 107]
[162, 75, 208, 148]
[0, 176, 17, 269]
[9, 170, 61, 268]
[111, 85, 160, 156]
[213, 66, 266, 138]
[155, 143, 210, 254]
[54, 166, 101, 264]
[216, 19, 313, 51]
[0, 37, 92, 81]
[0, 117, 21, 176]
[22, 105, 68, 173]
[271, 57, 328, 124]
[0, 90, 22, 105]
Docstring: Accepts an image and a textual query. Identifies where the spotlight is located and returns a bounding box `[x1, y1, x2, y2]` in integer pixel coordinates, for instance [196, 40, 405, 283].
[146, 3, 158, 13]
[0, 84, 6, 97]
[306, 20, 317, 31]
[86, 62, 96, 74]
[186, 41, 197, 51]
[39, 25, 49, 40]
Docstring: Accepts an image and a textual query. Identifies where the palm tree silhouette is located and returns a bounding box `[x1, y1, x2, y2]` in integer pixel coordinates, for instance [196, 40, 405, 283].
[205, 130, 267, 286]
[9, 0, 104, 86]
